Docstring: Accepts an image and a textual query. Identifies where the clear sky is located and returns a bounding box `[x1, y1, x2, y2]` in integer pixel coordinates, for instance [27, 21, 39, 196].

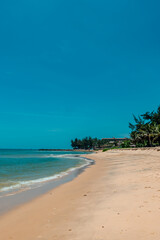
[0, 0, 160, 148]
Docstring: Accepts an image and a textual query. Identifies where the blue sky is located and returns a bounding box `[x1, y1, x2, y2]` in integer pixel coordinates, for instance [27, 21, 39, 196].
[0, 0, 160, 148]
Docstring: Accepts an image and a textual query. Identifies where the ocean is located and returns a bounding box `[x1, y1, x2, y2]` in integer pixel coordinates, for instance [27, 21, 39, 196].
[0, 149, 91, 196]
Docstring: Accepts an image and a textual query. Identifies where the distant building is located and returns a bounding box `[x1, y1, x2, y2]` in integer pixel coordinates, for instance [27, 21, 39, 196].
[102, 138, 128, 141]
[101, 137, 128, 148]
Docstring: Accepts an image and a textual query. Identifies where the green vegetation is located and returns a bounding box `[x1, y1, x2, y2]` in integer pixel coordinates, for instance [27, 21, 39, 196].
[102, 147, 119, 152]
[71, 137, 106, 150]
[121, 139, 131, 148]
[102, 148, 110, 152]
[71, 137, 125, 150]
[129, 106, 160, 147]
[71, 106, 160, 150]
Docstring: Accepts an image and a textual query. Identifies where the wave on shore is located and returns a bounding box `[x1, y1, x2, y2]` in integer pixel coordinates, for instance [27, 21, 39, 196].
[0, 150, 92, 196]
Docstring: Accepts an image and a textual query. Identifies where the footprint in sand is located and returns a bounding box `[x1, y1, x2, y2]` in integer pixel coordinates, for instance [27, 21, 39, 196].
[139, 205, 144, 208]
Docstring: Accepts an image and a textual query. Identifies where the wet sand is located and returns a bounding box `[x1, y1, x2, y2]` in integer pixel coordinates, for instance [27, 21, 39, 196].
[0, 160, 94, 215]
[0, 149, 160, 240]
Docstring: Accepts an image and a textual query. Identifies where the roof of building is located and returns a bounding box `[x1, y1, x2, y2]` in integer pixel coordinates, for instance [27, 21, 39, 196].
[102, 138, 127, 141]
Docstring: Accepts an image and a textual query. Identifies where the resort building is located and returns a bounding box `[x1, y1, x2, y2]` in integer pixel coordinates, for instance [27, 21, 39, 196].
[101, 138, 128, 147]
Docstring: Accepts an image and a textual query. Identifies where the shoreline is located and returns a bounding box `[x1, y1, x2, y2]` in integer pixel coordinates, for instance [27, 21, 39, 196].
[1, 149, 160, 239]
[0, 156, 94, 216]
[39, 149, 95, 152]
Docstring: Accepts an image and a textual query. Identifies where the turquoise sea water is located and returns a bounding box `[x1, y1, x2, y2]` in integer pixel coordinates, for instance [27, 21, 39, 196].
[0, 150, 90, 194]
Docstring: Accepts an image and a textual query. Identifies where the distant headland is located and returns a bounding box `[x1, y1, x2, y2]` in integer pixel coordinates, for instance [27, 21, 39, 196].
[39, 149, 94, 152]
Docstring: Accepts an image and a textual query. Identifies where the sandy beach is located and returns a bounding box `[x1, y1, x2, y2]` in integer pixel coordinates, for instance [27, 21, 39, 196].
[0, 149, 160, 240]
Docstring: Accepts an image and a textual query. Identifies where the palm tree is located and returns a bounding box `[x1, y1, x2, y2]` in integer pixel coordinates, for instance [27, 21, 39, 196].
[129, 106, 160, 147]
[152, 124, 160, 145]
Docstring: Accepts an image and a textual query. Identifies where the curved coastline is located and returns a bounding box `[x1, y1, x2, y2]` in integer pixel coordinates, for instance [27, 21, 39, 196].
[1, 149, 160, 240]
[0, 155, 94, 215]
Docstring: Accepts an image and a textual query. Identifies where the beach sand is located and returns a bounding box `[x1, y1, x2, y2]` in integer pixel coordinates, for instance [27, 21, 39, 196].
[0, 149, 160, 240]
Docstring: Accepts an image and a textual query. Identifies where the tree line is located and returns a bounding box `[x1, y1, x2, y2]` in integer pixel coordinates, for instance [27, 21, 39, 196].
[71, 106, 160, 149]
[129, 106, 160, 147]
[71, 137, 106, 150]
